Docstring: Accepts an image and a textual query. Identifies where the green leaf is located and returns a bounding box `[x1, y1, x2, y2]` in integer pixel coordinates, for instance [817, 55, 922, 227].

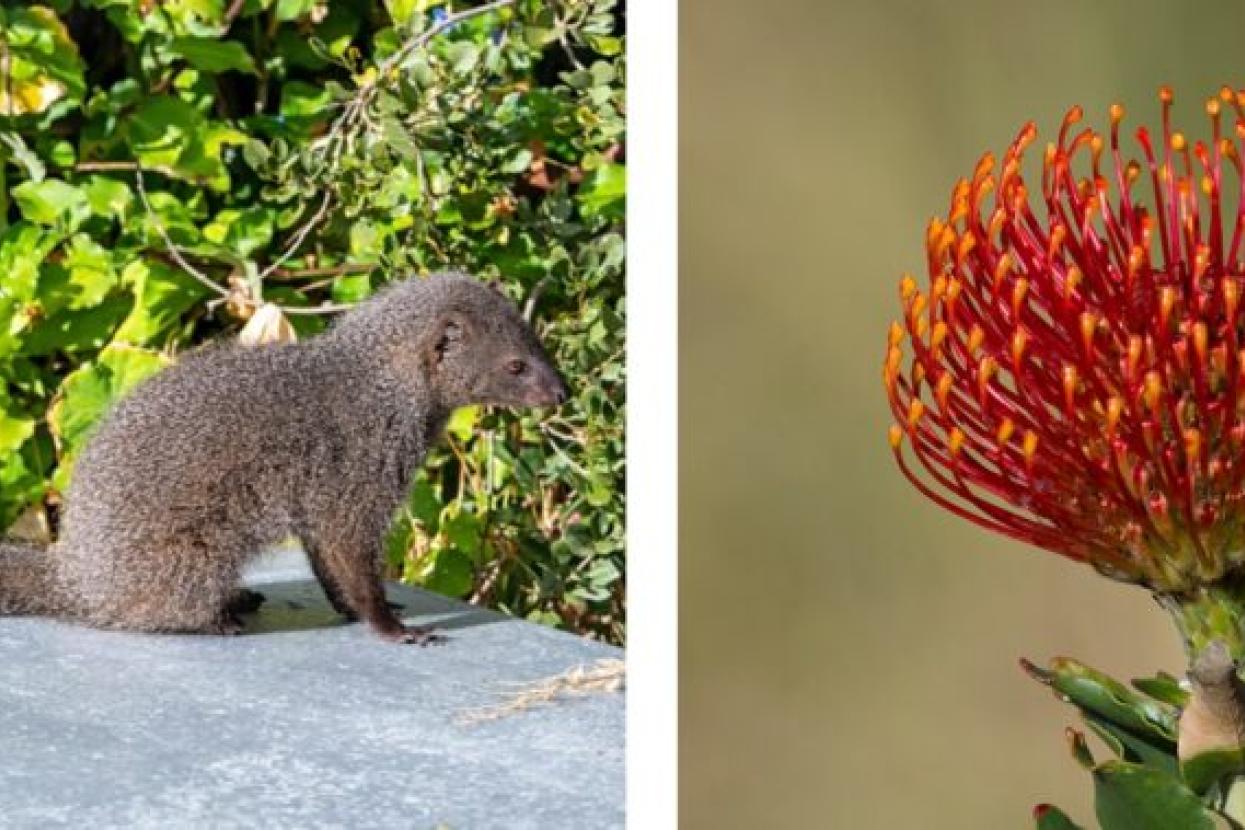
[330, 273, 374, 304]
[0, 434, 50, 528]
[384, 0, 431, 26]
[203, 207, 275, 258]
[577, 163, 625, 219]
[21, 294, 132, 356]
[1093, 761, 1217, 830]
[1132, 673, 1191, 708]
[1023, 657, 1178, 745]
[1, 132, 46, 182]
[48, 345, 170, 482]
[1033, 804, 1084, 830]
[445, 41, 480, 75]
[280, 81, 333, 118]
[113, 259, 209, 345]
[275, 0, 319, 21]
[502, 148, 534, 174]
[0, 6, 86, 117]
[423, 547, 474, 598]
[444, 511, 483, 560]
[59, 234, 117, 308]
[1182, 747, 1245, 796]
[11, 179, 89, 229]
[0, 395, 36, 456]
[168, 37, 258, 74]
[128, 96, 201, 170]
[1082, 713, 1178, 776]
[407, 478, 441, 530]
[447, 405, 480, 441]
[82, 176, 134, 221]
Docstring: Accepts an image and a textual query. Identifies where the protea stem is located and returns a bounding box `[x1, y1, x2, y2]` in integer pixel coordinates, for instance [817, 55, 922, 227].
[1160, 576, 1245, 664]
[1164, 584, 1245, 821]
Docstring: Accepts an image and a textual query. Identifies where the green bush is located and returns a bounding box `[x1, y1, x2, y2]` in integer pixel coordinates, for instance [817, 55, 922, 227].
[0, 0, 625, 643]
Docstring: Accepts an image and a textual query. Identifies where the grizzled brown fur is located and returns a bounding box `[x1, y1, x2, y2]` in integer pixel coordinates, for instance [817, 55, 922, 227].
[0, 273, 567, 643]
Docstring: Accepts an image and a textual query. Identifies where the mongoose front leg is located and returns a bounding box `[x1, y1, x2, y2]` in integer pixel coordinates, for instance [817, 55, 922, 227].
[304, 547, 357, 619]
[306, 528, 444, 645]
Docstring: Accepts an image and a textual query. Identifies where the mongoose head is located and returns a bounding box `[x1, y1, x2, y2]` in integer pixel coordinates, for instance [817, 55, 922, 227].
[346, 273, 569, 411]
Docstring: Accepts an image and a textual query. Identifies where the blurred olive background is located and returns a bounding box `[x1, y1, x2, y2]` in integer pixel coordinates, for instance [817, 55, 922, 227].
[680, 1, 1245, 826]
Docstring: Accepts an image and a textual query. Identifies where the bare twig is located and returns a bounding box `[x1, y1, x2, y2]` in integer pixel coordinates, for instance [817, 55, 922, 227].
[523, 276, 551, 322]
[133, 165, 230, 300]
[269, 262, 378, 280]
[455, 659, 624, 725]
[135, 166, 353, 316]
[223, 0, 247, 25]
[258, 189, 334, 280]
[379, 0, 516, 77]
[75, 160, 181, 178]
[131, 1, 518, 319]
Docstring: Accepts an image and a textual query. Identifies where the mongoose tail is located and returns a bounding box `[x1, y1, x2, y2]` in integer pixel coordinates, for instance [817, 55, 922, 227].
[0, 542, 68, 616]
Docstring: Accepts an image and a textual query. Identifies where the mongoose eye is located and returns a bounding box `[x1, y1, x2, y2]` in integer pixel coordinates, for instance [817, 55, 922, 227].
[506, 359, 527, 376]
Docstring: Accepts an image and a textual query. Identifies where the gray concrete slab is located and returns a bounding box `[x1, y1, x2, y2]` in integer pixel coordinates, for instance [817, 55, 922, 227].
[0, 550, 624, 829]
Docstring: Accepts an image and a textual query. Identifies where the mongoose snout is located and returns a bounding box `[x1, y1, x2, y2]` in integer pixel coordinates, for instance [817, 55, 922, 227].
[0, 273, 568, 645]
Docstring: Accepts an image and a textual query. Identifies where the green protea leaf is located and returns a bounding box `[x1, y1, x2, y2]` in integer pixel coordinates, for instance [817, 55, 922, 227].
[1093, 761, 1219, 830]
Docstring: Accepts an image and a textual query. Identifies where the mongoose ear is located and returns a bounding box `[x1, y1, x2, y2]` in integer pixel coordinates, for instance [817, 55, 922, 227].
[484, 278, 507, 297]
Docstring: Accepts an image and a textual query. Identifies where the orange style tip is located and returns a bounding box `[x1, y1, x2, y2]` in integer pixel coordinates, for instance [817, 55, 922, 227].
[967, 325, 985, 355]
[899, 274, 918, 300]
[1171, 132, 1187, 152]
[1064, 105, 1083, 125]
[888, 424, 904, 448]
[1159, 85, 1174, 104]
[888, 321, 905, 347]
[995, 417, 1015, 446]
[907, 400, 926, 427]
[1207, 98, 1222, 118]
[1109, 103, 1125, 124]
[948, 428, 966, 456]
[1222, 85, 1236, 103]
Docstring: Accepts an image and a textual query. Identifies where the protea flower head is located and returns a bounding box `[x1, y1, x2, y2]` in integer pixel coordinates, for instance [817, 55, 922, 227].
[884, 86, 1245, 593]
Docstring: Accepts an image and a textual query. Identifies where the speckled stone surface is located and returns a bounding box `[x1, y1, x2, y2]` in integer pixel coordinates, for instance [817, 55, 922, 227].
[0, 550, 624, 829]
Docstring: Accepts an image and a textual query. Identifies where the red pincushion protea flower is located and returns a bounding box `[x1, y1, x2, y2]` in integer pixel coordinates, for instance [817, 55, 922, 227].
[884, 86, 1245, 592]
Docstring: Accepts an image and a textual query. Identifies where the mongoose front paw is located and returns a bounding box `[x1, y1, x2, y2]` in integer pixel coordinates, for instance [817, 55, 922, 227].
[382, 624, 446, 646]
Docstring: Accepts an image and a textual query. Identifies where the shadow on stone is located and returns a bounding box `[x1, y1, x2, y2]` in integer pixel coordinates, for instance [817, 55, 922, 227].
[237, 577, 501, 635]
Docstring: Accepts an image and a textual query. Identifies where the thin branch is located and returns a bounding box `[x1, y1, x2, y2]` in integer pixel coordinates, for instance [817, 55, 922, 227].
[275, 299, 356, 316]
[75, 160, 181, 179]
[133, 165, 230, 300]
[523, 276, 551, 322]
[135, 166, 352, 316]
[223, 0, 247, 25]
[379, 0, 516, 77]
[269, 262, 378, 280]
[258, 189, 334, 279]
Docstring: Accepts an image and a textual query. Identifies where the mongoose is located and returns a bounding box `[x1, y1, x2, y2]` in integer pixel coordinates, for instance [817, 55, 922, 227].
[0, 273, 568, 644]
